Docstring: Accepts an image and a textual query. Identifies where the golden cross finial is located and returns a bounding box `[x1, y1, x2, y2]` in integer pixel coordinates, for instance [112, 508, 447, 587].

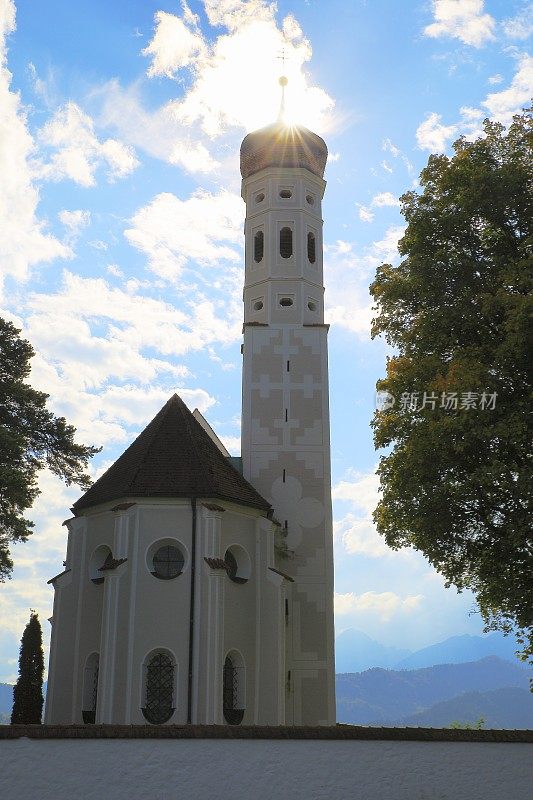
[277, 47, 289, 123]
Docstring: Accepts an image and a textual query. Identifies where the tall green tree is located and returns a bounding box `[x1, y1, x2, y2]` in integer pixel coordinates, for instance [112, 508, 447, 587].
[370, 109, 533, 662]
[0, 318, 100, 580]
[11, 611, 44, 724]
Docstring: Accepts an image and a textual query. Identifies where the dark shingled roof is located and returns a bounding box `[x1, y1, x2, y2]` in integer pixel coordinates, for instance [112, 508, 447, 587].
[240, 121, 328, 179]
[73, 394, 270, 513]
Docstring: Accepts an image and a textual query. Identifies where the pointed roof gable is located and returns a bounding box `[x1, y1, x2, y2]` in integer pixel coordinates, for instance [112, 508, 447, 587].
[73, 394, 270, 514]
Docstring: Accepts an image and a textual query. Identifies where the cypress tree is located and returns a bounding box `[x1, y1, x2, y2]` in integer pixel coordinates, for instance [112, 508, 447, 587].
[11, 611, 44, 724]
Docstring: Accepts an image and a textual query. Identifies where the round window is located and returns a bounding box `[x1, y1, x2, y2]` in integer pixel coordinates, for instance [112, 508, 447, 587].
[224, 546, 251, 584]
[279, 189, 292, 199]
[152, 545, 185, 580]
[308, 300, 317, 311]
[306, 194, 315, 205]
[255, 192, 265, 203]
[253, 300, 264, 311]
[279, 297, 294, 307]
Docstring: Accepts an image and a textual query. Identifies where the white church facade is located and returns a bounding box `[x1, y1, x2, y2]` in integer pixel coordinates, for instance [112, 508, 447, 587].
[45, 113, 336, 727]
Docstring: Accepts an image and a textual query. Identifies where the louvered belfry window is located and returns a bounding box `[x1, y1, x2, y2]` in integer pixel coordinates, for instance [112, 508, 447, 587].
[307, 231, 316, 264]
[223, 655, 244, 725]
[254, 230, 264, 262]
[279, 227, 293, 259]
[142, 652, 175, 724]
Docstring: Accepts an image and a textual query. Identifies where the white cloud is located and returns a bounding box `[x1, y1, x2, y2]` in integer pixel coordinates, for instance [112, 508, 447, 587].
[381, 160, 393, 173]
[372, 191, 400, 208]
[333, 469, 380, 515]
[416, 55, 532, 156]
[333, 468, 391, 559]
[334, 591, 423, 622]
[382, 138, 400, 157]
[0, 0, 70, 288]
[125, 189, 244, 280]
[358, 193, 400, 223]
[142, 8, 206, 78]
[324, 227, 403, 338]
[358, 205, 374, 223]
[482, 53, 533, 126]
[424, 0, 496, 48]
[416, 112, 457, 152]
[142, 2, 334, 135]
[372, 224, 405, 261]
[58, 209, 91, 236]
[382, 138, 414, 175]
[93, 80, 220, 175]
[488, 73, 503, 85]
[38, 101, 139, 186]
[502, 3, 533, 40]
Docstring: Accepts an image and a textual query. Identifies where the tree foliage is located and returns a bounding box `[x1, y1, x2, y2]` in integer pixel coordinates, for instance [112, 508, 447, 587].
[0, 318, 100, 580]
[370, 110, 533, 662]
[11, 611, 44, 724]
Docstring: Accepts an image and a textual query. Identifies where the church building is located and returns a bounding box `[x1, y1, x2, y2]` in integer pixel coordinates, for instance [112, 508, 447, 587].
[45, 91, 336, 727]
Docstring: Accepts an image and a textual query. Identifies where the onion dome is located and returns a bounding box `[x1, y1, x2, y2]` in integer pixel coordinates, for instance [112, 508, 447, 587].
[240, 121, 328, 179]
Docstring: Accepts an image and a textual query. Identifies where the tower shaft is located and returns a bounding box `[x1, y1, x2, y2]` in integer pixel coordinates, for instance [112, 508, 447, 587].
[241, 158, 335, 725]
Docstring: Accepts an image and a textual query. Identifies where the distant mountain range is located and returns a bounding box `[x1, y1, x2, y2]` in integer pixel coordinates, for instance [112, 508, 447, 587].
[336, 656, 532, 728]
[383, 687, 533, 729]
[335, 629, 524, 672]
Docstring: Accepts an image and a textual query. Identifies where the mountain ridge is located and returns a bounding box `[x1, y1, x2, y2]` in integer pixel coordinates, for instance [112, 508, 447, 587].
[336, 656, 531, 726]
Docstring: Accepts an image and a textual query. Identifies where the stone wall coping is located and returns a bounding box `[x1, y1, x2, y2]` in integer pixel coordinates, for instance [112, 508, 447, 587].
[1, 725, 531, 742]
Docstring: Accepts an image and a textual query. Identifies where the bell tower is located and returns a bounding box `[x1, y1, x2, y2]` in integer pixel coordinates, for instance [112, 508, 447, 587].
[240, 81, 335, 725]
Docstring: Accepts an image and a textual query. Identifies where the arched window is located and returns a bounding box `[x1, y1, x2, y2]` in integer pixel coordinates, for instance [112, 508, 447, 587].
[254, 230, 264, 262]
[223, 652, 245, 725]
[279, 227, 293, 259]
[307, 232, 316, 264]
[82, 652, 99, 724]
[142, 652, 175, 724]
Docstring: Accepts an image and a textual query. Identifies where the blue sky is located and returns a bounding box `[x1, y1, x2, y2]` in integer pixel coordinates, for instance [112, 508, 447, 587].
[0, 0, 531, 682]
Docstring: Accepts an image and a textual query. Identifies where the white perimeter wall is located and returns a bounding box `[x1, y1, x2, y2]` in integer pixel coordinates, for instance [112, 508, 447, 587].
[1, 738, 531, 800]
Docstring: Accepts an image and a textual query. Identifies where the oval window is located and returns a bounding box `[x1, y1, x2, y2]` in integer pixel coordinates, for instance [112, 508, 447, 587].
[306, 194, 315, 206]
[152, 545, 185, 580]
[280, 227, 293, 258]
[279, 297, 294, 307]
[253, 300, 264, 311]
[308, 300, 317, 311]
[279, 189, 292, 199]
[255, 192, 265, 203]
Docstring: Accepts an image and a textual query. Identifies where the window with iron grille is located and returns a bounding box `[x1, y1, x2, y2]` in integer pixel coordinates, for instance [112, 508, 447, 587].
[279, 227, 293, 258]
[152, 545, 184, 580]
[223, 655, 244, 725]
[141, 652, 175, 724]
[82, 653, 99, 724]
[254, 230, 264, 262]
